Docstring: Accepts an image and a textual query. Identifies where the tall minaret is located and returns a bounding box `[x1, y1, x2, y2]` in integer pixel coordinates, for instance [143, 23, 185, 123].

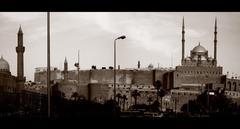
[214, 18, 217, 65]
[181, 17, 185, 64]
[64, 57, 68, 81]
[137, 60, 140, 69]
[16, 25, 25, 92]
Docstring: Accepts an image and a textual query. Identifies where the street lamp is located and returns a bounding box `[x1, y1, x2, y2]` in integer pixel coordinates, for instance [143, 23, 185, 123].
[114, 35, 126, 101]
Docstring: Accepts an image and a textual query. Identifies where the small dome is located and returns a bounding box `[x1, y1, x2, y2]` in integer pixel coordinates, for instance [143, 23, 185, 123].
[0, 56, 10, 72]
[148, 64, 154, 69]
[208, 57, 214, 61]
[192, 56, 198, 60]
[192, 55, 207, 61]
[185, 57, 191, 61]
[192, 43, 207, 53]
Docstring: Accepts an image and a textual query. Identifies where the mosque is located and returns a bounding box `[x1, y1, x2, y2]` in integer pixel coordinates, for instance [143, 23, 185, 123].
[0, 26, 25, 94]
[173, 18, 224, 90]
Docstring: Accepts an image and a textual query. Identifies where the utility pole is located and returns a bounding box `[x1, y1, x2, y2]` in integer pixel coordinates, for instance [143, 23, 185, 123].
[171, 52, 173, 68]
[175, 98, 177, 117]
[207, 84, 210, 115]
[47, 12, 51, 118]
[78, 50, 80, 84]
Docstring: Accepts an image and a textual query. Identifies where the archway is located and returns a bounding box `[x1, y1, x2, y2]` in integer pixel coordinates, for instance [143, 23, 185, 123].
[233, 82, 237, 91]
[228, 81, 231, 91]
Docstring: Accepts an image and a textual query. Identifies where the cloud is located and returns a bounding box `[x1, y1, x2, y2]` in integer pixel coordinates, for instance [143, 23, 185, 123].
[0, 12, 44, 22]
[0, 12, 239, 81]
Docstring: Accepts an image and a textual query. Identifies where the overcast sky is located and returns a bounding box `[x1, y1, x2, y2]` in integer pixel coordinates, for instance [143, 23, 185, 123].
[0, 12, 240, 81]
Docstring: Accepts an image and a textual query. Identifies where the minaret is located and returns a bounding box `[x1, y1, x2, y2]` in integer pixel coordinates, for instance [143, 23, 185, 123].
[137, 60, 140, 69]
[214, 18, 217, 65]
[181, 17, 185, 64]
[16, 25, 25, 92]
[64, 57, 68, 81]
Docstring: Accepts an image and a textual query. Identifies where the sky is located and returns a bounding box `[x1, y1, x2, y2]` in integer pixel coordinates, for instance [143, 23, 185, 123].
[0, 12, 240, 81]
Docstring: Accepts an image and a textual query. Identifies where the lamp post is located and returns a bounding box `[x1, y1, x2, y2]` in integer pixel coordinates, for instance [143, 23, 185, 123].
[114, 35, 126, 101]
[74, 50, 80, 84]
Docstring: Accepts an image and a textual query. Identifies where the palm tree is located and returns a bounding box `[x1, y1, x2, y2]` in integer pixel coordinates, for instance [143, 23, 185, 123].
[131, 90, 140, 107]
[116, 93, 122, 106]
[78, 95, 86, 101]
[154, 80, 161, 102]
[147, 96, 153, 111]
[122, 95, 127, 111]
[158, 89, 166, 112]
[71, 92, 79, 101]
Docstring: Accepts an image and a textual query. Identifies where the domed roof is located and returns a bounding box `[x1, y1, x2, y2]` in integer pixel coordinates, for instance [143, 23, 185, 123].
[192, 43, 207, 53]
[0, 56, 10, 72]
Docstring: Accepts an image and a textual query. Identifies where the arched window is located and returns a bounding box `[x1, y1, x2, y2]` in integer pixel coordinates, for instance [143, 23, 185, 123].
[233, 82, 237, 91]
[228, 81, 232, 91]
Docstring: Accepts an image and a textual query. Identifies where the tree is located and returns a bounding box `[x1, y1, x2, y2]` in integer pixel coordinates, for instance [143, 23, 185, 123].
[147, 96, 153, 111]
[154, 80, 167, 112]
[116, 93, 122, 106]
[158, 89, 166, 112]
[151, 100, 160, 112]
[122, 95, 127, 111]
[147, 96, 153, 106]
[212, 88, 232, 113]
[181, 87, 233, 115]
[154, 80, 161, 102]
[104, 100, 120, 117]
[181, 100, 201, 115]
[78, 95, 86, 101]
[131, 90, 140, 107]
[71, 92, 79, 101]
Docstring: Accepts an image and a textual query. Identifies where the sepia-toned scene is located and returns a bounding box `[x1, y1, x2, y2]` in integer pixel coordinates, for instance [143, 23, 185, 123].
[0, 12, 240, 118]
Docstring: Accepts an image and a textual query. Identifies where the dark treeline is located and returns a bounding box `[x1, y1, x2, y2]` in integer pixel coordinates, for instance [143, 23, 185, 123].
[181, 87, 240, 117]
[0, 90, 121, 118]
[2, 83, 240, 118]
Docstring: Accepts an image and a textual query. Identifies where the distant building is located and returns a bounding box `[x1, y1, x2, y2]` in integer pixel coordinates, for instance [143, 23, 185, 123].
[34, 67, 62, 84]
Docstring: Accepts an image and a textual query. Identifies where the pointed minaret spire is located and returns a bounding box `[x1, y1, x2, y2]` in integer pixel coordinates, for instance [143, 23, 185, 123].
[64, 57, 68, 81]
[215, 17, 217, 32]
[64, 57, 67, 63]
[181, 17, 185, 64]
[18, 25, 23, 34]
[214, 17, 217, 64]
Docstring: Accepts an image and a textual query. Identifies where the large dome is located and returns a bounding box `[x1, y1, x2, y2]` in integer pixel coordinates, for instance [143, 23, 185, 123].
[0, 56, 10, 72]
[192, 43, 207, 53]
